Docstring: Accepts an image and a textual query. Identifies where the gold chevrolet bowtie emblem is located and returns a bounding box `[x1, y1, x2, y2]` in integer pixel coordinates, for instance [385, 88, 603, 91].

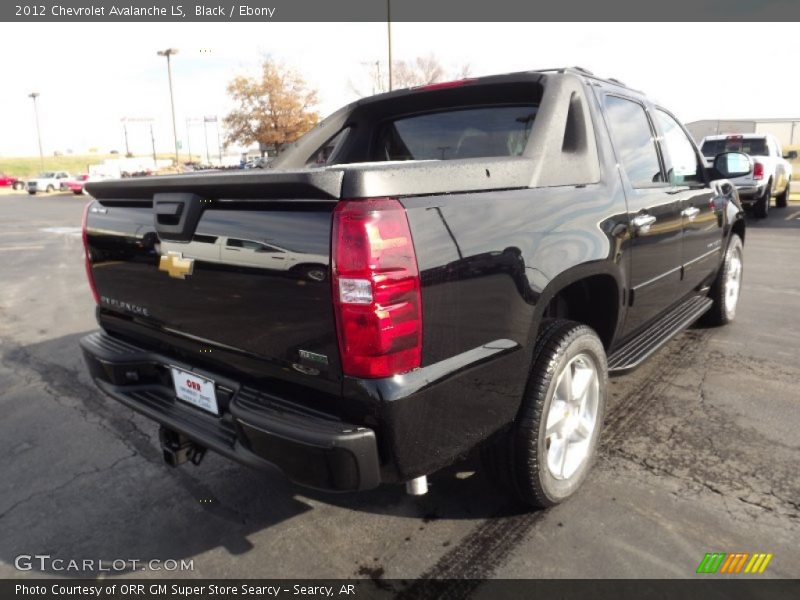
[159, 252, 195, 279]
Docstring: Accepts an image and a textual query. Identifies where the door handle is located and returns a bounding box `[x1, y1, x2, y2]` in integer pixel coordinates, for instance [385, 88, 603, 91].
[681, 206, 700, 221]
[631, 213, 657, 234]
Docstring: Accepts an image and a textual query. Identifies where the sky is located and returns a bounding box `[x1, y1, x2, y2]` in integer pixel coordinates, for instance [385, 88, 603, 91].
[0, 22, 797, 158]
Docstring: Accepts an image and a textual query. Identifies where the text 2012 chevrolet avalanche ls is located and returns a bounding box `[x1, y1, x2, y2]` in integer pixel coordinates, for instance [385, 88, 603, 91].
[81, 68, 750, 508]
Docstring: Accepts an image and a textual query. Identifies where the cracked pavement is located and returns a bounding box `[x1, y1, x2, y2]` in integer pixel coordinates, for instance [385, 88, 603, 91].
[0, 193, 798, 582]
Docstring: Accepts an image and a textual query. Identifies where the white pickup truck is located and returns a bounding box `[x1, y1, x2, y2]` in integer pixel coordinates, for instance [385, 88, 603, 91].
[699, 133, 792, 218]
[27, 171, 71, 195]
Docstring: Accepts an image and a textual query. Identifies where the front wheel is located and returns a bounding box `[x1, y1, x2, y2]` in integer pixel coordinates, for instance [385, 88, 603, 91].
[12, 181, 24, 191]
[703, 234, 743, 326]
[776, 179, 791, 208]
[46, 185, 55, 193]
[483, 319, 607, 509]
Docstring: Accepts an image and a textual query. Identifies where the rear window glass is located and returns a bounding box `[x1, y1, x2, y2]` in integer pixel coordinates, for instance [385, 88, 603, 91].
[374, 105, 538, 161]
[701, 138, 768, 157]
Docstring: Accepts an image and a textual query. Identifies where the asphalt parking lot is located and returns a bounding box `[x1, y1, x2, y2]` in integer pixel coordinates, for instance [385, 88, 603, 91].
[0, 191, 798, 584]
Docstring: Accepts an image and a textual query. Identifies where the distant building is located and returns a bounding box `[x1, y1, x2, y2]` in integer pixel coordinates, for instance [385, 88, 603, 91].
[686, 119, 800, 147]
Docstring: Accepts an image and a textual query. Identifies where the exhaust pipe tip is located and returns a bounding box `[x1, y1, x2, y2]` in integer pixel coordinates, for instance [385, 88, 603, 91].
[405, 475, 428, 496]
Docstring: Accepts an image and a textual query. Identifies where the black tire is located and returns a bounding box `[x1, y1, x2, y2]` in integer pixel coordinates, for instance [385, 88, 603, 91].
[28, 191, 36, 195]
[776, 179, 790, 208]
[703, 234, 743, 327]
[12, 181, 24, 191]
[294, 264, 328, 282]
[753, 181, 771, 218]
[73, 190, 83, 195]
[46, 185, 54, 193]
[483, 319, 607, 509]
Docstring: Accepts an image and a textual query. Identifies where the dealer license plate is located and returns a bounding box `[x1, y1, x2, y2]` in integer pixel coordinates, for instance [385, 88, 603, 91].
[171, 367, 219, 415]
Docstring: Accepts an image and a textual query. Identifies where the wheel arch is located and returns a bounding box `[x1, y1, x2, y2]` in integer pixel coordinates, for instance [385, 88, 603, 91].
[528, 261, 624, 351]
[730, 215, 746, 244]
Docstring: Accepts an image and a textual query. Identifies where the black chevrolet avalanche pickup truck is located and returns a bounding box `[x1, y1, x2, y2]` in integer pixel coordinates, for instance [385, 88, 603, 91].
[81, 68, 750, 508]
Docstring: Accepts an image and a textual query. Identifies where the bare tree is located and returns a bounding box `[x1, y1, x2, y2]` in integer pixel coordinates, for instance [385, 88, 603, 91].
[348, 54, 471, 97]
[393, 54, 446, 88]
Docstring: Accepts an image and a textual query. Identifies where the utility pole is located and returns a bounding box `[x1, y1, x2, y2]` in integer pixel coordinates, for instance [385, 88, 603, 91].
[121, 119, 131, 156]
[387, 0, 393, 91]
[157, 48, 180, 166]
[28, 92, 44, 170]
[150, 124, 157, 164]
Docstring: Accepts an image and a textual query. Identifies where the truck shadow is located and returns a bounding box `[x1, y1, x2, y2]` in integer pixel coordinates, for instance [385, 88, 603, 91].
[0, 331, 524, 578]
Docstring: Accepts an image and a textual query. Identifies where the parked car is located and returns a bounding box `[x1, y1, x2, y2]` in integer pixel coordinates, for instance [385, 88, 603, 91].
[61, 174, 91, 195]
[27, 171, 71, 195]
[80, 68, 748, 509]
[243, 156, 268, 169]
[0, 173, 25, 190]
[699, 133, 792, 217]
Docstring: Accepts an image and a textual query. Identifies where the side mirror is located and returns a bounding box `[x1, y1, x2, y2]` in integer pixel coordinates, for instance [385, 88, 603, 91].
[783, 150, 798, 160]
[714, 152, 752, 179]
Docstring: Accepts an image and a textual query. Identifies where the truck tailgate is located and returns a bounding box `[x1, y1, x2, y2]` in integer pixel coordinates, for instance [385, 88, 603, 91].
[85, 173, 343, 394]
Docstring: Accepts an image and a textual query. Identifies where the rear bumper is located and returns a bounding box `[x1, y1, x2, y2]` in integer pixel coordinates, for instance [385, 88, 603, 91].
[735, 183, 766, 202]
[80, 330, 381, 492]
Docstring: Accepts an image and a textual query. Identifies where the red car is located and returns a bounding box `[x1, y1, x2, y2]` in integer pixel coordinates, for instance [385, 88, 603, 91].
[0, 174, 24, 190]
[62, 174, 90, 195]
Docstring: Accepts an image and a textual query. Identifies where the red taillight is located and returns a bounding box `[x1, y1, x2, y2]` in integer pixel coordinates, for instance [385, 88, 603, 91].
[332, 198, 422, 378]
[753, 162, 764, 180]
[82, 201, 99, 304]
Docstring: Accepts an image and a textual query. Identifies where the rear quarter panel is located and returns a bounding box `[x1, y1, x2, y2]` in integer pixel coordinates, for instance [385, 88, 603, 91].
[365, 182, 629, 479]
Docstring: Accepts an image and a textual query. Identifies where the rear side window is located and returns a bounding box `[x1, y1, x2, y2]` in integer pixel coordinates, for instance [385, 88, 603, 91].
[374, 105, 538, 161]
[701, 137, 769, 157]
[604, 96, 664, 187]
[306, 128, 349, 167]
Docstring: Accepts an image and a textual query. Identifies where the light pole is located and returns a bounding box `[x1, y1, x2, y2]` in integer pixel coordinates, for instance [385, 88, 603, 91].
[28, 92, 44, 170]
[185, 117, 192, 161]
[202, 117, 210, 165]
[215, 118, 222, 163]
[157, 48, 180, 165]
[121, 118, 131, 156]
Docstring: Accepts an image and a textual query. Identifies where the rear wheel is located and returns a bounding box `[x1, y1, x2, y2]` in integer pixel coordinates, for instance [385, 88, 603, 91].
[753, 182, 771, 218]
[776, 179, 791, 208]
[28, 191, 36, 195]
[12, 181, 24, 191]
[483, 319, 607, 509]
[703, 234, 743, 326]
